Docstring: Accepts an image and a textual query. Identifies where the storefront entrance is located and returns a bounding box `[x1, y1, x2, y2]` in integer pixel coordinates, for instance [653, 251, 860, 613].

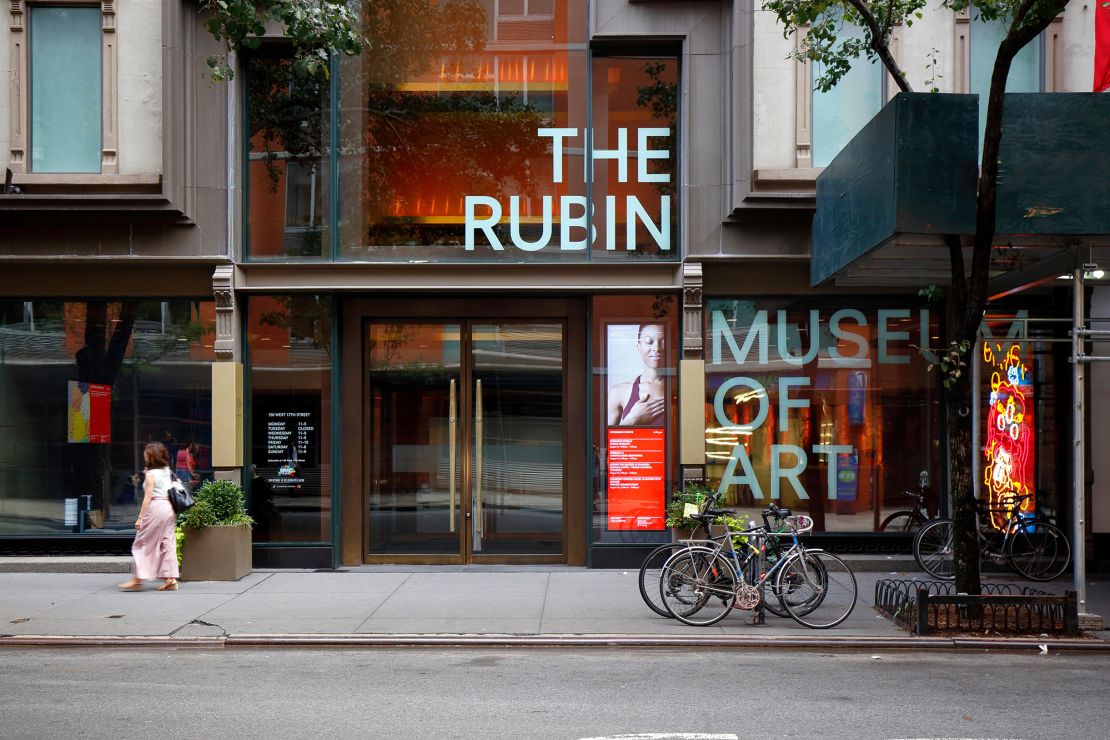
[355, 299, 585, 564]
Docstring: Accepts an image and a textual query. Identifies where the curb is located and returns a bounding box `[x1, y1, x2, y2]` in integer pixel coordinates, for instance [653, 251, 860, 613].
[0, 635, 224, 648]
[2, 633, 1107, 651]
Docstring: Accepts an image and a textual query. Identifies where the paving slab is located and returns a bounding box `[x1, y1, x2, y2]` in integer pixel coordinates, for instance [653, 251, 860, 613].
[355, 618, 543, 634]
[250, 572, 409, 594]
[202, 591, 394, 621]
[203, 618, 367, 635]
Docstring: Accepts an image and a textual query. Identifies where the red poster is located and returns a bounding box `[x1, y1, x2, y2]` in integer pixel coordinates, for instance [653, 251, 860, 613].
[67, 381, 112, 444]
[607, 427, 665, 530]
[88, 383, 112, 443]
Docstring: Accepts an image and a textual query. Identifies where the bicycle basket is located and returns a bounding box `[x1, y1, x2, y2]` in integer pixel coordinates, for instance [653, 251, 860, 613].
[785, 514, 814, 534]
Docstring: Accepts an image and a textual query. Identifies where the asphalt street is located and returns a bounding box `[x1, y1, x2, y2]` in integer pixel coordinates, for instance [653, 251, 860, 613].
[0, 647, 1105, 739]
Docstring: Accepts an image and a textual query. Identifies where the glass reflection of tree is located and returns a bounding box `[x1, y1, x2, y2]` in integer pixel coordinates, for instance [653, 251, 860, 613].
[259, 296, 333, 358]
[247, 58, 329, 257]
[354, 0, 549, 248]
[72, 302, 213, 521]
[633, 60, 678, 257]
[635, 61, 677, 200]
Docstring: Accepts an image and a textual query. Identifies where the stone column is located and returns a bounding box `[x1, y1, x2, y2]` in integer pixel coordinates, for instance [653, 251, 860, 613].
[211, 265, 243, 486]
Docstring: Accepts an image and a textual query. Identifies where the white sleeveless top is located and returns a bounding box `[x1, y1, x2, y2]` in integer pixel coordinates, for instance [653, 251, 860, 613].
[149, 467, 172, 500]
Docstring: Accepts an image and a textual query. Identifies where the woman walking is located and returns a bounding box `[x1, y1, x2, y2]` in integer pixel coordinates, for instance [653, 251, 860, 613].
[118, 442, 179, 591]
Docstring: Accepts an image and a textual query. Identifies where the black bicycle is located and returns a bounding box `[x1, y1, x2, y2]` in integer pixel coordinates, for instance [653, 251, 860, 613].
[913, 492, 1070, 581]
[880, 470, 933, 534]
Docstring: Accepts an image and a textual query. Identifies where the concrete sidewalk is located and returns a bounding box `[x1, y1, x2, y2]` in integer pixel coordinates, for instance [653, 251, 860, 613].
[1, 564, 1108, 650]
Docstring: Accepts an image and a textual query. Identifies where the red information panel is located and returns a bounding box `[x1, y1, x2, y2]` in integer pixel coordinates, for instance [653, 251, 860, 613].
[67, 381, 112, 444]
[607, 427, 665, 530]
[88, 384, 111, 443]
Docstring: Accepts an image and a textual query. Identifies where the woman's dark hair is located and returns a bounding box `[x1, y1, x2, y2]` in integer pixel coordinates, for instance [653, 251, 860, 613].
[144, 442, 170, 469]
[187, 442, 200, 456]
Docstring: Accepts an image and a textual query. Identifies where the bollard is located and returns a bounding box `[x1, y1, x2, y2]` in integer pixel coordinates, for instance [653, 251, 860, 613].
[916, 587, 930, 635]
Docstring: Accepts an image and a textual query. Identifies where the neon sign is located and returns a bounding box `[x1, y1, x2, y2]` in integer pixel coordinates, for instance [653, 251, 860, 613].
[982, 342, 1035, 529]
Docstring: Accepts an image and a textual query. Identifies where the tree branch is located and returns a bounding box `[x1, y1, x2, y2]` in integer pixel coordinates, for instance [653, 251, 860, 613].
[843, 0, 914, 92]
[966, 0, 1070, 337]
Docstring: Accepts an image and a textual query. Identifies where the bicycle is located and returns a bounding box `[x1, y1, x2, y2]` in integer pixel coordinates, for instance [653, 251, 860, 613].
[913, 492, 1071, 581]
[879, 470, 933, 534]
[658, 504, 858, 629]
[638, 493, 795, 619]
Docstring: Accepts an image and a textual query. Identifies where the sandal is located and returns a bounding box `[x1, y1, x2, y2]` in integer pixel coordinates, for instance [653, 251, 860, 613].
[118, 579, 142, 592]
[157, 580, 179, 591]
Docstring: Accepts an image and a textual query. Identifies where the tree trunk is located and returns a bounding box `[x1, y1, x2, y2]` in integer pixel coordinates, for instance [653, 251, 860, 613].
[73, 301, 138, 515]
[947, 364, 982, 596]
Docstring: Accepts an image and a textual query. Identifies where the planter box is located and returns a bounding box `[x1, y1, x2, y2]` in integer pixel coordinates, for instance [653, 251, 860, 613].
[180, 524, 252, 581]
[671, 527, 695, 541]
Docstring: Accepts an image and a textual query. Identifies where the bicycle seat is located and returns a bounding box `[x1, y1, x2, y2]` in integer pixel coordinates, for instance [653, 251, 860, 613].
[704, 508, 736, 518]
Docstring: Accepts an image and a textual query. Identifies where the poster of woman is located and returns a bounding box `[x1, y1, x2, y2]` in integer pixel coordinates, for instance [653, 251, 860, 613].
[606, 323, 667, 427]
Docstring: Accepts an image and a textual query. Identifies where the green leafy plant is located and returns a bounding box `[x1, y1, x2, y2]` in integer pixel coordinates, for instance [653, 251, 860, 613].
[175, 525, 185, 567]
[666, 484, 755, 547]
[178, 479, 255, 529]
[202, 0, 364, 81]
[665, 483, 713, 529]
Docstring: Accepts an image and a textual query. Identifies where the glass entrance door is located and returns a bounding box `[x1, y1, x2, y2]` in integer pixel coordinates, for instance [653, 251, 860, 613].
[367, 321, 564, 562]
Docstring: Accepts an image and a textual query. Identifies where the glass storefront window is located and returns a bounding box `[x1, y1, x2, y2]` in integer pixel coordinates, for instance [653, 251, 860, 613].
[590, 54, 679, 260]
[245, 55, 332, 260]
[337, 0, 589, 261]
[0, 300, 215, 535]
[591, 295, 679, 544]
[246, 296, 334, 543]
[242, 2, 681, 263]
[704, 299, 941, 533]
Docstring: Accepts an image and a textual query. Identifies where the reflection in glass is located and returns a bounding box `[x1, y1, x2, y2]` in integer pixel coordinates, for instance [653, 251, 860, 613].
[589, 295, 679, 545]
[591, 56, 678, 259]
[703, 300, 940, 532]
[367, 322, 565, 557]
[247, 296, 334, 543]
[246, 57, 331, 259]
[0, 300, 215, 535]
[472, 324, 563, 555]
[368, 324, 462, 555]
[338, 0, 589, 260]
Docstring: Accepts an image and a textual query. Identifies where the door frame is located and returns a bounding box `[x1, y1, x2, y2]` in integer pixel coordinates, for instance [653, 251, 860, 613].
[340, 296, 586, 566]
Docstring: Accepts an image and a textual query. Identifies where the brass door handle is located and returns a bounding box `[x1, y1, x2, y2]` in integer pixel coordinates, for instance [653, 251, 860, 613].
[475, 378, 483, 537]
[449, 378, 457, 533]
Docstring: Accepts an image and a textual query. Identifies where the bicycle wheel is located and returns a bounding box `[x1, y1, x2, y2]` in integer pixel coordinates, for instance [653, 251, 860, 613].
[1008, 521, 1071, 581]
[639, 543, 697, 618]
[777, 551, 857, 629]
[880, 511, 927, 534]
[659, 547, 737, 627]
[770, 549, 828, 617]
[914, 518, 956, 580]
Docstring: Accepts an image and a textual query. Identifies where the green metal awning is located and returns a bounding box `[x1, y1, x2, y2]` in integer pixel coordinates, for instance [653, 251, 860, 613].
[811, 93, 1110, 294]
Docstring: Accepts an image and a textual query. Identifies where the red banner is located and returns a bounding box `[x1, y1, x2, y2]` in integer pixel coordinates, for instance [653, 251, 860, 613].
[1097, 1, 1110, 92]
[607, 427, 665, 530]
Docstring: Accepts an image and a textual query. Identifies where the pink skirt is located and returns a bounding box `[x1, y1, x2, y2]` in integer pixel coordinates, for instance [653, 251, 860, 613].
[131, 498, 179, 580]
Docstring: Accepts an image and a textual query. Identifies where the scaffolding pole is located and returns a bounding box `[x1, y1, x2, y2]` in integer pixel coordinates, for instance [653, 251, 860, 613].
[1073, 268, 1088, 617]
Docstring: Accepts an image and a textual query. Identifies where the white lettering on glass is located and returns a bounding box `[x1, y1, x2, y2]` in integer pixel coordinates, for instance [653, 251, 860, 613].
[464, 128, 671, 252]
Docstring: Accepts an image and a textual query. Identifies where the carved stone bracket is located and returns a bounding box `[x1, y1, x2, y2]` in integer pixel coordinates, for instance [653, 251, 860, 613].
[212, 265, 238, 360]
[682, 262, 704, 358]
